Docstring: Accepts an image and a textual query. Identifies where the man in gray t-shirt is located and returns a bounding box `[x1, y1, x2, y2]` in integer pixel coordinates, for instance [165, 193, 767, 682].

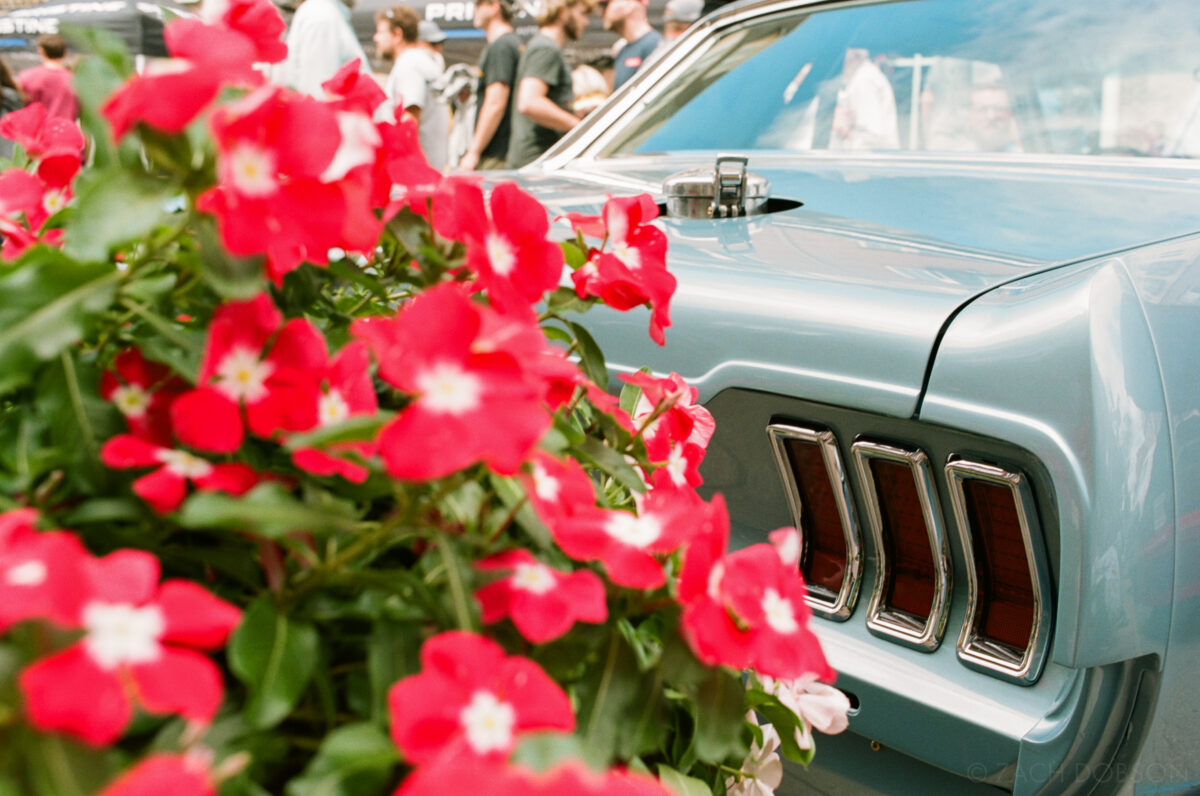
[506, 0, 595, 169]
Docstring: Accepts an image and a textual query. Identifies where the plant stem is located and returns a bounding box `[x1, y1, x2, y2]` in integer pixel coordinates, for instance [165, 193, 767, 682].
[435, 534, 472, 631]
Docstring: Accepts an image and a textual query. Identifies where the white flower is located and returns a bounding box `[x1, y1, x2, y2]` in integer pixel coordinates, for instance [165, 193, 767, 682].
[727, 713, 784, 796]
[757, 672, 851, 749]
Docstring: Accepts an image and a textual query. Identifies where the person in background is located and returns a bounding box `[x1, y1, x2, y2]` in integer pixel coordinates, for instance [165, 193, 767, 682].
[507, 0, 595, 168]
[661, 0, 702, 44]
[458, 0, 520, 171]
[18, 34, 77, 120]
[435, 63, 481, 168]
[274, 0, 367, 96]
[571, 63, 608, 116]
[605, 0, 660, 90]
[417, 20, 447, 69]
[0, 57, 27, 159]
[375, 5, 451, 170]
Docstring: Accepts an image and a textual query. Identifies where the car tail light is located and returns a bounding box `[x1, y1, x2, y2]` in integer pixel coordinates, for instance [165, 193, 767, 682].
[852, 441, 951, 650]
[768, 424, 862, 620]
[946, 459, 1051, 683]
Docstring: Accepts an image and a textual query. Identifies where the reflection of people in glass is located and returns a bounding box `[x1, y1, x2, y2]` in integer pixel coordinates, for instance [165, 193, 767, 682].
[968, 83, 1022, 152]
[830, 48, 899, 150]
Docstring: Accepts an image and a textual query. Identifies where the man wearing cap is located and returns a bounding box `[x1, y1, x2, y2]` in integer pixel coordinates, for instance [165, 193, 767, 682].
[605, 0, 661, 89]
[507, 0, 595, 169]
[662, 0, 702, 43]
[375, 4, 451, 170]
[459, 0, 521, 171]
[417, 20, 447, 69]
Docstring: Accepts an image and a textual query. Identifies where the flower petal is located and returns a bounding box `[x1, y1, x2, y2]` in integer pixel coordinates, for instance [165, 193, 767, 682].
[20, 645, 132, 745]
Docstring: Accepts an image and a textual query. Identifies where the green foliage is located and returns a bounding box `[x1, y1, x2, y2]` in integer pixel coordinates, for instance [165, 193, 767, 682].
[230, 600, 321, 729]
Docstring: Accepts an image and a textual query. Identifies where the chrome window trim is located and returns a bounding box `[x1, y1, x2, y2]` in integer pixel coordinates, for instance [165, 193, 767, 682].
[852, 440, 952, 651]
[767, 422, 863, 620]
[945, 459, 1052, 685]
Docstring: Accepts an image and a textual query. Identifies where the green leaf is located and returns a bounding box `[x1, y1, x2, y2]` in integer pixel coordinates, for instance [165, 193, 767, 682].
[178, 483, 360, 538]
[746, 689, 815, 765]
[21, 730, 118, 796]
[577, 633, 666, 765]
[284, 723, 398, 796]
[229, 598, 320, 729]
[327, 258, 388, 302]
[366, 620, 422, 724]
[567, 320, 609, 389]
[574, 437, 646, 494]
[284, 414, 390, 452]
[691, 669, 748, 765]
[489, 473, 551, 549]
[545, 284, 593, 315]
[193, 217, 266, 298]
[657, 764, 713, 796]
[0, 249, 119, 395]
[510, 732, 590, 773]
[64, 168, 179, 261]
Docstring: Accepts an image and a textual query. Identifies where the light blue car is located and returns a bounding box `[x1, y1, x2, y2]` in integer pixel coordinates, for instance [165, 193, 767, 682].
[512, 0, 1200, 792]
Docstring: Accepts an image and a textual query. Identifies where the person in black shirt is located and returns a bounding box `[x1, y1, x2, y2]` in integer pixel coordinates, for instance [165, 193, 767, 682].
[459, 0, 520, 170]
[507, 0, 595, 168]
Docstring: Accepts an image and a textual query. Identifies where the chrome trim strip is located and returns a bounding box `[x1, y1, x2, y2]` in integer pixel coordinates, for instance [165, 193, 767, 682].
[851, 440, 952, 651]
[767, 423, 863, 620]
[945, 459, 1052, 685]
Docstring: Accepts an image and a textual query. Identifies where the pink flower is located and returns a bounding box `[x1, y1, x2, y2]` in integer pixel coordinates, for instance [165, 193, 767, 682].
[433, 179, 565, 310]
[196, 86, 381, 283]
[0, 168, 59, 259]
[622, 370, 714, 463]
[102, 0, 286, 140]
[96, 752, 215, 796]
[677, 513, 833, 681]
[322, 59, 387, 116]
[519, 450, 597, 520]
[388, 631, 574, 764]
[172, 293, 327, 452]
[567, 195, 675, 345]
[755, 672, 851, 750]
[20, 550, 242, 745]
[0, 509, 88, 632]
[545, 481, 705, 590]
[475, 550, 607, 643]
[100, 348, 188, 442]
[0, 102, 85, 185]
[353, 284, 553, 480]
[100, 433, 260, 513]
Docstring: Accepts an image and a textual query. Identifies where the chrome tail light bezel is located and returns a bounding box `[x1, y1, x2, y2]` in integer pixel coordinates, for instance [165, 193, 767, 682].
[945, 459, 1053, 684]
[852, 440, 953, 651]
[767, 423, 863, 620]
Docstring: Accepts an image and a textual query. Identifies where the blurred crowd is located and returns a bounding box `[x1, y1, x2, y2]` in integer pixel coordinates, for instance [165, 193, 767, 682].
[271, 0, 702, 170]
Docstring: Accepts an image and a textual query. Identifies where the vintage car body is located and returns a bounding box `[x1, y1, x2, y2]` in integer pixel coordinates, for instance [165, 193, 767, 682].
[512, 0, 1200, 792]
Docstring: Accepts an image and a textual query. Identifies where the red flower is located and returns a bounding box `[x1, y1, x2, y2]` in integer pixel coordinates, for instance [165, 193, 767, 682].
[0, 509, 88, 632]
[289, 340, 380, 483]
[388, 631, 574, 764]
[172, 293, 327, 451]
[397, 755, 674, 796]
[196, 86, 381, 283]
[100, 433, 260, 513]
[475, 550, 607, 643]
[433, 179, 565, 310]
[20, 550, 242, 745]
[101, 348, 188, 442]
[353, 284, 553, 480]
[677, 510, 833, 681]
[96, 752, 215, 796]
[197, 0, 288, 64]
[567, 195, 675, 345]
[545, 481, 703, 590]
[378, 117, 442, 217]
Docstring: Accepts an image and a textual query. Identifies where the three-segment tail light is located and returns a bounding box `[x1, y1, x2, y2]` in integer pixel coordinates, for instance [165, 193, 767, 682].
[946, 459, 1052, 683]
[852, 441, 952, 651]
[767, 424, 863, 620]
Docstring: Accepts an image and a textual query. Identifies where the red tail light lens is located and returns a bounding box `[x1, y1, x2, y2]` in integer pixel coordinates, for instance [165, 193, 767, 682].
[853, 440, 951, 651]
[783, 437, 848, 595]
[870, 458, 936, 620]
[767, 423, 863, 620]
[947, 459, 1050, 683]
[961, 479, 1035, 650]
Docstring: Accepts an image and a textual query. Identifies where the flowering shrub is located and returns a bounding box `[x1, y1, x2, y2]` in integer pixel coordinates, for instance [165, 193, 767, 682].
[0, 4, 847, 794]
